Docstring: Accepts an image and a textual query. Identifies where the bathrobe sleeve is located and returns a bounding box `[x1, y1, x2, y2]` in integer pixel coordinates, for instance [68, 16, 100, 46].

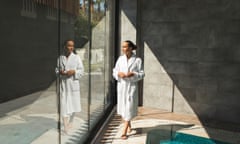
[73, 56, 84, 80]
[112, 57, 121, 81]
[55, 56, 64, 78]
[128, 58, 145, 82]
[55, 57, 60, 74]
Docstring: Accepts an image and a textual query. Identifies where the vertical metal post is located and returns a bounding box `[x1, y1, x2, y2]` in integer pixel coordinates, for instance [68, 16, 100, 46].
[113, 0, 120, 105]
[136, 0, 143, 106]
[57, 0, 61, 143]
[87, 0, 92, 132]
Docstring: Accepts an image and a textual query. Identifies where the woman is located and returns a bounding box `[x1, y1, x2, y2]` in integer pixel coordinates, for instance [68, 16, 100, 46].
[113, 40, 145, 139]
[56, 39, 84, 134]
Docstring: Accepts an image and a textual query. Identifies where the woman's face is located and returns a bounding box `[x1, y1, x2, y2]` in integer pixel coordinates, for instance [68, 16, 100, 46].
[121, 42, 132, 55]
[64, 40, 74, 55]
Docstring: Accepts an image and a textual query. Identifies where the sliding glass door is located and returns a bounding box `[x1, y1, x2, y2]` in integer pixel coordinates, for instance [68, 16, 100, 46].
[0, 0, 116, 143]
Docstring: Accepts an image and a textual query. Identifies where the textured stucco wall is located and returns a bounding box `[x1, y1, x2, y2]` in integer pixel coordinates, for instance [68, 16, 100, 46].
[120, 0, 137, 47]
[141, 0, 240, 124]
[0, 1, 74, 102]
[120, 0, 240, 124]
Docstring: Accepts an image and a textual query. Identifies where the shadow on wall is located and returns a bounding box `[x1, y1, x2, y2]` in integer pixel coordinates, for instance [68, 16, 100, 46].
[122, 0, 240, 131]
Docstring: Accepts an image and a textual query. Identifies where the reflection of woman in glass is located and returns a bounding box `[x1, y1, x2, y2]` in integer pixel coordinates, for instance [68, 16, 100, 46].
[113, 40, 145, 140]
[56, 39, 84, 134]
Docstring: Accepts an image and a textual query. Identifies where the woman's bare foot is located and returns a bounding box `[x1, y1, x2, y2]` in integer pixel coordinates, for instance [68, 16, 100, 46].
[121, 134, 128, 140]
[68, 123, 73, 129]
[127, 126, 132, 133]
[62, 128, 69, 135]
[62, 123, 71, 135]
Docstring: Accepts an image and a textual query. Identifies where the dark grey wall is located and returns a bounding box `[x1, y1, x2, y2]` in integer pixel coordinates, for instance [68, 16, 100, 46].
[0, 1, 74, 103]
[119, 0, 137, 43]
[141, 0, 240, 124]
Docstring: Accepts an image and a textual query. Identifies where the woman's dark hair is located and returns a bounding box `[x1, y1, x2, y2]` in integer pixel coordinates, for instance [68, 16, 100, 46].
[125, 40, 137, 50]
[64, 39, 77, 54]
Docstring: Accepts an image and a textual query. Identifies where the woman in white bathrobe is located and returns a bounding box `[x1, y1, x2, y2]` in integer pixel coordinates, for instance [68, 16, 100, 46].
[113, 40, 145, 139]
[56, 39, 84, 134]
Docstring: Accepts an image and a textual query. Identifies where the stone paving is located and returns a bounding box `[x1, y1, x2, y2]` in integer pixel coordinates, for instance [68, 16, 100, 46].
[1, 81, 240, 144]
[99, 107, 240, 144]
[0, 81, 104, 144]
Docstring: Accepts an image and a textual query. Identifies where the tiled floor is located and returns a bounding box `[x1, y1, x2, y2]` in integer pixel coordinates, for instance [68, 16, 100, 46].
[0, 82, 106, 144]
[99, 107, 240, 144]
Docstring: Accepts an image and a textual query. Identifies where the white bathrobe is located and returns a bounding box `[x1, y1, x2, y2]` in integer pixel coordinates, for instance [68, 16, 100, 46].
[113, 53, 145, 121]
[56, 52, 84, 117]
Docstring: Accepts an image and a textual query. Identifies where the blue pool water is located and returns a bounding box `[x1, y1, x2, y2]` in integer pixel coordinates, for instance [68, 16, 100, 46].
[146, 129, 231, 144]
[160, 132, 230, 144]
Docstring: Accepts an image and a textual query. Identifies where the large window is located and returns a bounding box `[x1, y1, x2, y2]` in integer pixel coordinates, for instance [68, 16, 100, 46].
[0, 0, 116, 143]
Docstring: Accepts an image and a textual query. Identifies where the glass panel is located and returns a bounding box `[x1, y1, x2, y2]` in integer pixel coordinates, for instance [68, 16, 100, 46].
[90, 0, 112, 129]
[103, 0, 113, 109]
[0, 0, 115, 143]
[0, 0, 59, 143]
[59, 0, 90, 143]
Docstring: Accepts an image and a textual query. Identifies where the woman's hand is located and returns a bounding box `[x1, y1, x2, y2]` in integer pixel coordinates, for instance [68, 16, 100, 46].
[118, 72, 126, 78]
[118, 72, 135, 78]
[60, 70, 75, 76]
[60, 70, 67, 75]
[126, 72, 135, 77]
[66, 70, 75, 76]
